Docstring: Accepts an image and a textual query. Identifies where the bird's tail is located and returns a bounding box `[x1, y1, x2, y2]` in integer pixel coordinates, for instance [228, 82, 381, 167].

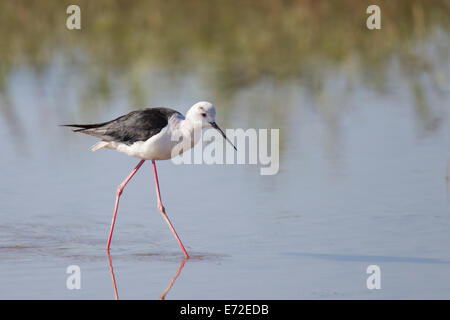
[60, 123, 108, 132]
[61, 124, 110, 151]
[61, 123, 111, 149]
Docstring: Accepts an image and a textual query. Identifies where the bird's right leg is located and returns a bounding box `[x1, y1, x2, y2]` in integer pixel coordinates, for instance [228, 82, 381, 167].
[106, 159, 145, 251]
[151, 160, 189, 258]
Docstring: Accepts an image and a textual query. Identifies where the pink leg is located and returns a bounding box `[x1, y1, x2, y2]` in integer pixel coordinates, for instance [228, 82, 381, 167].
[106, 159, 145, 251]
[152, 160, 189, 259]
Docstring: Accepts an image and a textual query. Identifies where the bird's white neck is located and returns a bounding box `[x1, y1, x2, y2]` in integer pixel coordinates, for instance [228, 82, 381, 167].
[177, 116, 204, 148]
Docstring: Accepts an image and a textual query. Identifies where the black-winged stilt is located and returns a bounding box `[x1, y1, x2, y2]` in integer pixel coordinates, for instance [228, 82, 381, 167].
[63, 101, 236, 259]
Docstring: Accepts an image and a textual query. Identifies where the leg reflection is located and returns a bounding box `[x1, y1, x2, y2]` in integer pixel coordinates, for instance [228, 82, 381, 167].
[106, 252, 187, 300]
[158, 258, 186, 300]
[107, 251, 119, 300]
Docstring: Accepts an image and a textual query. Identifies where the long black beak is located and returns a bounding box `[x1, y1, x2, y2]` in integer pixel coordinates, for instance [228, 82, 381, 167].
[210, 122, 237, 151]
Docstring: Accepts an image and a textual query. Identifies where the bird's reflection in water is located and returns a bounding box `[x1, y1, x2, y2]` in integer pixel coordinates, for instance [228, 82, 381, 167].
[158, 258, 186, 300]
[106, 251, 186, 300]
[106, 252, 119, 300]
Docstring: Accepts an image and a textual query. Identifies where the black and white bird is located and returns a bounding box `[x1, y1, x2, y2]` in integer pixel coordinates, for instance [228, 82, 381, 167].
[63, 101, 236, 259]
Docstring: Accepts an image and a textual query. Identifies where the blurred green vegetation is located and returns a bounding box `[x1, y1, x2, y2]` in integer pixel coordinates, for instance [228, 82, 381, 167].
[0, 0, 448, 125]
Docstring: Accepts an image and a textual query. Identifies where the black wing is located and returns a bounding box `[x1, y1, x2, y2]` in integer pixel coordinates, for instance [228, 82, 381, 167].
[62, 107, 181, 145]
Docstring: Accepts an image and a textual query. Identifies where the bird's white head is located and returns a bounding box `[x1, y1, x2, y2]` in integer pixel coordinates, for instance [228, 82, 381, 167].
[186, 101, 216, 128]
[185, 101, 237, 151]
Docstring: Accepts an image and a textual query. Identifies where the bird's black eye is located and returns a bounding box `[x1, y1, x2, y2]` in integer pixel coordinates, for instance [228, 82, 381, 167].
[201, 113, 207, 117]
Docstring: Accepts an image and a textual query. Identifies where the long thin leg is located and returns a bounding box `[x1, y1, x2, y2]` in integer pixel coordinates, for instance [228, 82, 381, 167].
[152, 160, 189, 259]
[106, 159, 145, 251]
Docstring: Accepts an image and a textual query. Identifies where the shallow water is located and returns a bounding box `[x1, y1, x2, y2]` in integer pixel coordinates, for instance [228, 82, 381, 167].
[1, 1, 450, 299]
[1, 66, 449, 299]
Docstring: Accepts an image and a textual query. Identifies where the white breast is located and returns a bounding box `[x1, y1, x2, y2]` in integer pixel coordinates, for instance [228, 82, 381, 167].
[104, 114, 200, 161]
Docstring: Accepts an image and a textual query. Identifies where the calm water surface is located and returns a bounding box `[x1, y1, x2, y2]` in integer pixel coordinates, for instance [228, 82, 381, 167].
[0, 1, 449, 299]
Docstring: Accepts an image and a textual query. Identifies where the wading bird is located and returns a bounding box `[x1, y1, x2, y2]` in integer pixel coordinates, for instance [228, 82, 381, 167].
[63, 101, 236, 259]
